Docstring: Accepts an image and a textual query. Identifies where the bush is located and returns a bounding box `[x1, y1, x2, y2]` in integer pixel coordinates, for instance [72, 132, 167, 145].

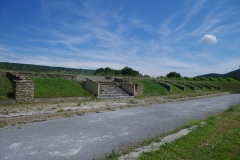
[193, 77, 200, 81]
[178, 77, 184, 80]
[201, 77, 209, 81]
[227, 78, 237, 82]
[184, 77, 193, 81]
[218, 77, 226, 81]
[209, 77, 217, 81]
[166, 72, 181, 78]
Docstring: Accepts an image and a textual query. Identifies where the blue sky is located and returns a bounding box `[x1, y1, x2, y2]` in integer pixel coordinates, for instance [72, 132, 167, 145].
[0, 0, 240, 77]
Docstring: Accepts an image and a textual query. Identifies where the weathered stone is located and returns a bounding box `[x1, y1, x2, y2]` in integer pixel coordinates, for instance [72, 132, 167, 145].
[7, 72, 34, 103]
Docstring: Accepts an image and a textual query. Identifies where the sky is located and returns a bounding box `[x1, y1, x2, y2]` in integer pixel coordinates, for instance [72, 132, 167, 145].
[0, 0, 240, 77]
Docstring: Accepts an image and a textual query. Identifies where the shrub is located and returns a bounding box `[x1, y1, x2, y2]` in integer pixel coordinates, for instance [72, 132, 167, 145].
[166, 72, 181, 78]
[218, 77, 226, 81]
[227, 78, 237, 82]
[209, 77, 217, 81]
[184, 77, 193, 81]
[193, 77, 200, 81]
[200, 77, 208, 81]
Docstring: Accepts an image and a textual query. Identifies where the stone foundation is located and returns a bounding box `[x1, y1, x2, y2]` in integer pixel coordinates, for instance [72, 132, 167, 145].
[114, 78, 143, 95]
[7, 72, 34, 103]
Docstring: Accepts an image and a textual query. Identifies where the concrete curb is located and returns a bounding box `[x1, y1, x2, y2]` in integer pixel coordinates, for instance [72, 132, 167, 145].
[0, 92, 231, 127]
[34, 96, 91, 103]
[0, 97, 91, 106]
[118, 123, 206, 160]
[0, 105, 135, 126]
[0, 100, 16, 106]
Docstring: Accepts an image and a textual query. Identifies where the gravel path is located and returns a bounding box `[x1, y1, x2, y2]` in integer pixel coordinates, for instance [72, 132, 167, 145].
[0, 94, 240, 160]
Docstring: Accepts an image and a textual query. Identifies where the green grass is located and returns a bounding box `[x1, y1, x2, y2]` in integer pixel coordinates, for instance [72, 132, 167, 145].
[32, 77, 92, 98]
[0, 74, 13, 100]
[137, 104, 240, 160]
[163, 82, 183, 94]
[209, 81, 240, 92]
[132, 80, 169, 96]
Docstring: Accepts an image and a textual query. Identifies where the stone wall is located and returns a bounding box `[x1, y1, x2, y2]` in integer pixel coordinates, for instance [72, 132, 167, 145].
[16, 72, 78, 80]
[84, 78, 100, 96]
[7, 72, 34, 102]
[114, 78, 143, 95]
[10, 72, 114, 83]
[135, 83, 143, 95]
[165, 81, 185, 91]
[158, 81, 172, 92]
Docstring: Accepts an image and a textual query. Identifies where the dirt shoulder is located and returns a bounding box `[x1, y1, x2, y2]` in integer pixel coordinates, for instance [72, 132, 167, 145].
[0, 92, 231, 126]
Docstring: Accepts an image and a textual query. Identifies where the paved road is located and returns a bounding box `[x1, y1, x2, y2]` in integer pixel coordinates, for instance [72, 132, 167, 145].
[1, 94, 240, 160]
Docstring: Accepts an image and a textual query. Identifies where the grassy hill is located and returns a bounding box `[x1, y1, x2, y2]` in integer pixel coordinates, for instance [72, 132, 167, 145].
[0, 62, 95, 75]
[197, 69, 240, 78]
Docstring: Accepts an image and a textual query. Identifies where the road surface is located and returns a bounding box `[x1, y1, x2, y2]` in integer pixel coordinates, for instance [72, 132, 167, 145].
[1, 94, 240, 160]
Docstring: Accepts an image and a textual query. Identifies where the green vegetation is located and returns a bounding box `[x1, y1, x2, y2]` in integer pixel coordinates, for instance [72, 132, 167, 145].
[94, 66, 144, 77]
[0, 74, 13, 100]
[166, 71, 181, 78]
[0, 62, 95, 75]
[32, 77, 92, 98]
[57, 106, 64, 112]
[132, 80, 169, 96]
[137, 104, 240, 160]
[197, 68, 240, 79]
[208, 81, 240, 92]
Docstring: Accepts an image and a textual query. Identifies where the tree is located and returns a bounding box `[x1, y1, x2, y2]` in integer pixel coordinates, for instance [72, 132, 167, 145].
[94, 68, 105, 75]
[121, 66, 140, 77]
[166, 72, 181, 78]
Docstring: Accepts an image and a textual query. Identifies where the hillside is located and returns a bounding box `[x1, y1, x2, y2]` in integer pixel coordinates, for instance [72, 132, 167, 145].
[197, 69, 240, 78]
[0, 62, 95, 75]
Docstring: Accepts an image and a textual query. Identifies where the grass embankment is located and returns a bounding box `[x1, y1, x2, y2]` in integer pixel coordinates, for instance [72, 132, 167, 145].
[131, 79, 239, 98]
[0, 74, 13, 100]
[32, 77, 92, 98]
[132, 80, 169, 96]
[209, 81, 240, 92]
[137, 104, 240, 160]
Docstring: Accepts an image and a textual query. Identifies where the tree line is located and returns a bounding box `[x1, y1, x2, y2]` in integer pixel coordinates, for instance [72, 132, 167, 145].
[0, 62, 95, 75]
[94, 66, 149, 77]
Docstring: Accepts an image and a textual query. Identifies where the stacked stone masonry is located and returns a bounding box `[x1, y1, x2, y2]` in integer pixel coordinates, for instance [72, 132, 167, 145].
[135, 84, 143, 95]
[114, 78, 143, 95]
[7, 72, 34, 102]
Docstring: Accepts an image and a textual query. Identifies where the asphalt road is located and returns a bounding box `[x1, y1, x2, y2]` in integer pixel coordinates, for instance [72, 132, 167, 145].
[1, 94, 240, 160]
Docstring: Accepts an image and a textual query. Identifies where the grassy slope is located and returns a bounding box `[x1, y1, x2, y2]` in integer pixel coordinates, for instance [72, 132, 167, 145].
[138, 104, 240, 160]
[132, 80, 169, 96]
[32, 77, 92, 98]
[0, 74, 13, 100]
[1, 76, 240, 99]
[209, 81, 240, 92]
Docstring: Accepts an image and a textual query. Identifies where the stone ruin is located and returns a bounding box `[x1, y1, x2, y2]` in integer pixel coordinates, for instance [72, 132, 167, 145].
[7, 72, 34, 103]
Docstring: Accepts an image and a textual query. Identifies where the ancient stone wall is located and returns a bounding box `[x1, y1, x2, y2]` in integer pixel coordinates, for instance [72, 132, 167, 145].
[114, 78, 143, 95]
[17, 72, 78, 80]
[135, 83, 143, 95]
[7, 72, 34, 102]
[158, 81, 172, 92]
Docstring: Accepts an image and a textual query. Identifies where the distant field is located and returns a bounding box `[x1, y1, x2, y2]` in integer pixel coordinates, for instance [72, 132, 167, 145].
[32, 77, 92, 98]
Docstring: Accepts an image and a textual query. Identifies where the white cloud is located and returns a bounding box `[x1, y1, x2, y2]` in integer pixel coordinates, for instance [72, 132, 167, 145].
[201, 34, 218, 44]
